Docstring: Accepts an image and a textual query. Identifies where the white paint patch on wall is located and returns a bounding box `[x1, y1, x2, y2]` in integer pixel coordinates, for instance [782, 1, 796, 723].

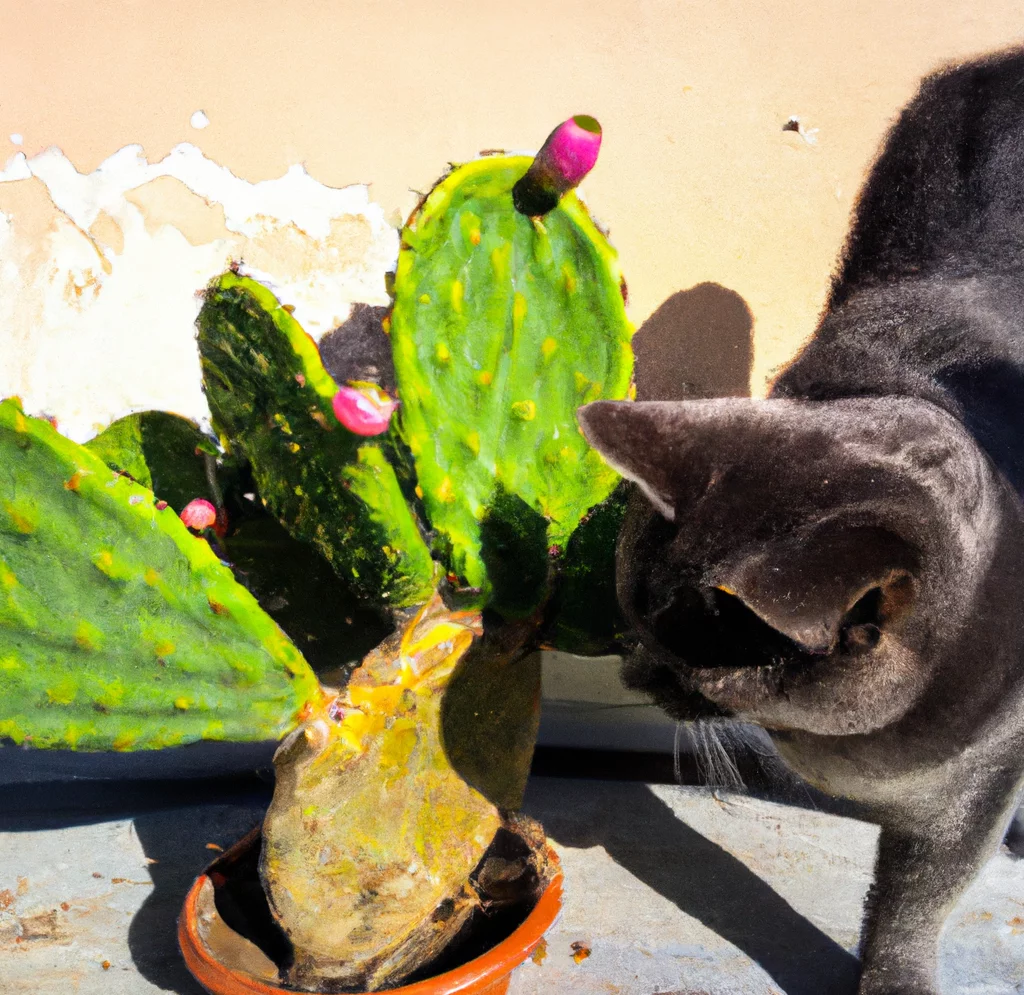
[0, 144, 399, 442]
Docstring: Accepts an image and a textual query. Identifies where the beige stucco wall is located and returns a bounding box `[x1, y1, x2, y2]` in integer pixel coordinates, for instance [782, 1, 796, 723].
[3, 1, 1023, 398]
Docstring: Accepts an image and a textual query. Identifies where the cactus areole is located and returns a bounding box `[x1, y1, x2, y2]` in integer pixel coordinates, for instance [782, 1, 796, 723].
[1, 116, 636, 992]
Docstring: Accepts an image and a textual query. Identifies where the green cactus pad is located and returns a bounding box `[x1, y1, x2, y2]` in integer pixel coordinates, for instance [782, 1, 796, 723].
[197, 274, 436, 608]
[85, 410, 219, 515]
[391, 156, 633, 598]
[0, 399, 320, 751]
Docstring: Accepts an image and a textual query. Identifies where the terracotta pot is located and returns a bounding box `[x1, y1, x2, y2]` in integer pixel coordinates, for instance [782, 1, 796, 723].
[179, 828, 563, 995]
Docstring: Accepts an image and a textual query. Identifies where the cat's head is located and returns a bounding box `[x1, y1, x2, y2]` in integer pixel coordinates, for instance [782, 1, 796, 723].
[578, 396, 1004, 736]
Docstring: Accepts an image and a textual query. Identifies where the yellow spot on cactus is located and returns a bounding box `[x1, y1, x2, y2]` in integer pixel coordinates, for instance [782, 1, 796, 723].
[4, 503, 36, 534]
[153, 639, 175, 658]
[470, 228, 482, 246]
[144, 568, 159, 586]
[46, 679, 77, 705]
[288, 442, 301, 453]
[95, 551, 113, 575]
[202, 721, 226, 741]
[0, 566, 16, 590]
[562, 262, 577, 295]
[348, 684, 404, 713]
[294, 485, 304, 497]
[574, 371, 590, 392]
[512, 400, 537, 421]
[174, 697, 191, 711]
[94, 680, 125, 709]
[465, 431, 480, 456]
[112, 732, 137, 751]
[13, 411, 28, 434]
[64, 471, 83, 491]
[380, 719, 418, 769]
[381, 315, 391, 334]
[75, 621, 103, 651]
[435, 342, 451, 364]
[419, 293, 431, 305]
[273, 413, 293, 435]
[414, 485, 424, 499]
[436, 476, 456, 504]
[512, 293, 528, 333]
[0, 655, 20, 671]
[628, 382, 638, 400]
[491, 243, 511, 282]
[450, 280, 464, 313]
[478, 370, 493, 386]
[541, 337, 558, 360]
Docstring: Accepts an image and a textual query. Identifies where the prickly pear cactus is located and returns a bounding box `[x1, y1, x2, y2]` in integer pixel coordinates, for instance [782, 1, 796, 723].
[85, 410, 218, 517]
[261, 594, 501, 991]
[0, 399, 320, 749]
[197, 274, 436, 608]
[391, 153, 633, 598]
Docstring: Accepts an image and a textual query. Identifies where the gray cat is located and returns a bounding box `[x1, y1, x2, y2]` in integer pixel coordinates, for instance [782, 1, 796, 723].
[578, 48, 1024, 995]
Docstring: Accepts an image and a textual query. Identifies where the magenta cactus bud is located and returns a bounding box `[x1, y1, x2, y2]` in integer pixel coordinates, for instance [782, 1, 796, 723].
[180, 498, 217, 530]
[331, 385, 398, 436]
[513, 115, 603, 217]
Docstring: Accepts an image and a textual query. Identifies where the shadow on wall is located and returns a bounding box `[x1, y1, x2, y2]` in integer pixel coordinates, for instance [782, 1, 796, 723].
[632, 283, 754, 402]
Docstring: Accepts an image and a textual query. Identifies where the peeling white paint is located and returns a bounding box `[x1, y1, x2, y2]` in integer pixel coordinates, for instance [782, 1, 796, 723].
[189, 110, 210, 130]
[0, 144, 399, 441]
[8, 134, 23, 147]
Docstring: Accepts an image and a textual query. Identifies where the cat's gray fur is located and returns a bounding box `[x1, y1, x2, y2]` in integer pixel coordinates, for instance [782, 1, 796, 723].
[578, 48, 1024, 995]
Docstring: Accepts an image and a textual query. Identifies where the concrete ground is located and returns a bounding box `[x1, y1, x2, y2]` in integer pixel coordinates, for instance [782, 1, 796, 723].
[0, 776, 1021, 995]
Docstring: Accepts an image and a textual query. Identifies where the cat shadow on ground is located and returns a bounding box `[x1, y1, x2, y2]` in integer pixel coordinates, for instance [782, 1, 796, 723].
[525, 776, 862, 995]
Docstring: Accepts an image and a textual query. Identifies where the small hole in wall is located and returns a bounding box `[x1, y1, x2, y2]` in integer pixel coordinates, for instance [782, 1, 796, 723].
[782, 118, 801, 133]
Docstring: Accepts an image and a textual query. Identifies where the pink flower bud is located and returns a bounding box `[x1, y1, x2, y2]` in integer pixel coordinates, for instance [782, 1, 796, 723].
[513, 115, 603, 217]
[180, 498, 217, 530]
[332, 385, 398, 436]
[545, 116, 603, 189]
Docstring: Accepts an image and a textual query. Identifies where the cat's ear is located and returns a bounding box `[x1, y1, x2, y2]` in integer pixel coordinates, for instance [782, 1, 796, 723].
[577, 400, 719, 521]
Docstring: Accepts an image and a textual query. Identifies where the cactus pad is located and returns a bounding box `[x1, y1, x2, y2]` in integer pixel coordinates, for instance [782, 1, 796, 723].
[197, 274, 436, 608]
[85, 410, 219, 515]
[391, 156, 633, 598]
[0, 399, 320, 750]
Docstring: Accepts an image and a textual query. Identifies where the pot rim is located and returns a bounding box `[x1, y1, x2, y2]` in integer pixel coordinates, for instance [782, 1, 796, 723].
[178, 834, 563, 995]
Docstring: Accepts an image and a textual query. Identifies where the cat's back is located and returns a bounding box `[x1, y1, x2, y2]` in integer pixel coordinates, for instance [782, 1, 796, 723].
[832, 47, 1024, 305]
[774, 49, 1024, 492]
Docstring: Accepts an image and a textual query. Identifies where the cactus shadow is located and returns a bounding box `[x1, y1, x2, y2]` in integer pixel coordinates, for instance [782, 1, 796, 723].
[632, 283, 754, 402]
[127, 798, 270, 994]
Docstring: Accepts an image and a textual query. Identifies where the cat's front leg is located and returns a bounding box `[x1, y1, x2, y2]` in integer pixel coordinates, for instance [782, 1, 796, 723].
[856, 762, 1024, 995]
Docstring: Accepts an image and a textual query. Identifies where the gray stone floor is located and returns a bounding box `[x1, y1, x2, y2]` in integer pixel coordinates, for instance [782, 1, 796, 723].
[0, 777, 1021, 995]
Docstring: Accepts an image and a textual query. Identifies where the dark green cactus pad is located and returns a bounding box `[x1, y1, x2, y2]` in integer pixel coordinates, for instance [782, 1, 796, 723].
[197, 273, 436, 608]
[0, 399, 321, 750]
[546, 483, 630, 655]
[391, 156, 633, 599]
[85, 410, 219, 515]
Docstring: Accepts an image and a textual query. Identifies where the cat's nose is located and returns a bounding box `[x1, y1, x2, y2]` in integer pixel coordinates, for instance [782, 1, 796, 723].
[712, 585, 837, 655]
